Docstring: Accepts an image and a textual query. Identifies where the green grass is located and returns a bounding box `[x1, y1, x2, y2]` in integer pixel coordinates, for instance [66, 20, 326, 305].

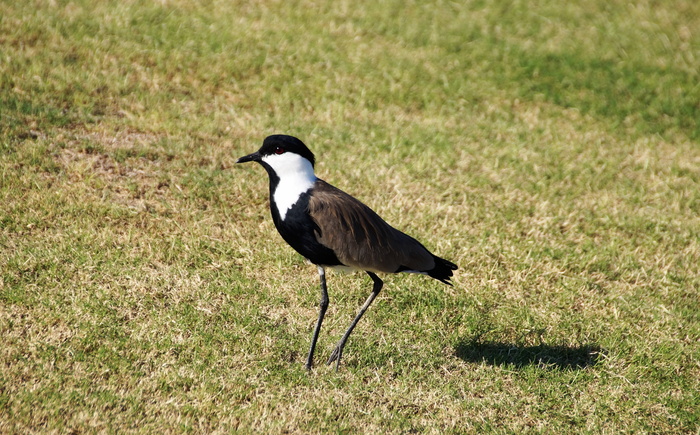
[1, 0, 699, 432]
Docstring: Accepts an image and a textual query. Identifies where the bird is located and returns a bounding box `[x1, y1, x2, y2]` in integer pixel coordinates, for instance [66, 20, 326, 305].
[237, 134, 457, 370]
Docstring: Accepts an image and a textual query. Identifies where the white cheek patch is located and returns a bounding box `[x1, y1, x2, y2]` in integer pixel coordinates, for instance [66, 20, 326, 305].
[262, 153, 317, 221]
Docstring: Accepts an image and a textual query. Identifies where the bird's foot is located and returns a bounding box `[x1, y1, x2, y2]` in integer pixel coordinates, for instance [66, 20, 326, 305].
[327, 347, 339, 364]
[327, 344, 344, 369]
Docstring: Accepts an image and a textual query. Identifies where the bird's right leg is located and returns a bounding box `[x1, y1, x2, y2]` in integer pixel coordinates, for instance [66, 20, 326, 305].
[327, 271, 383, 370]
[305, 266, 329, 370]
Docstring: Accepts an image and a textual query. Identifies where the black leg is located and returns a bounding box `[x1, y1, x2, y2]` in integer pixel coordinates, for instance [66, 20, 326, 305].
[305, 266, 329, 370]
[327, 271, 383, 370]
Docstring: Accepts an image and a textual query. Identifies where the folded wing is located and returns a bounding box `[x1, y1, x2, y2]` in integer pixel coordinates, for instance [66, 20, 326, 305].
[308, 180, 436, 274]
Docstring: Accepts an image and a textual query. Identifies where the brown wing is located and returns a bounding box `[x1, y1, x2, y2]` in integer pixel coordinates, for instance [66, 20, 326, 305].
[308, 180, 435, 273]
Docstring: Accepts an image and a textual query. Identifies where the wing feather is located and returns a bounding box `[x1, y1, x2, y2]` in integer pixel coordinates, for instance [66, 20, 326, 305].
[308, 180, 435, 273]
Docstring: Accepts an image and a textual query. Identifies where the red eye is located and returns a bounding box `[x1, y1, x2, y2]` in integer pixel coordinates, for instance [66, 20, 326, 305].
[274, 146, 285, 154]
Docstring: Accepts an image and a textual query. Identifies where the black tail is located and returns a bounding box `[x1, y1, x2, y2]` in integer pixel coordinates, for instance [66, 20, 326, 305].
[428, 255, 458, 286]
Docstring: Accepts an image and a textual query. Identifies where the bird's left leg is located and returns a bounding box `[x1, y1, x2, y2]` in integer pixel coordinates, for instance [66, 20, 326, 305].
[327, 271, 383, 370]
[305, 266, 329, 370]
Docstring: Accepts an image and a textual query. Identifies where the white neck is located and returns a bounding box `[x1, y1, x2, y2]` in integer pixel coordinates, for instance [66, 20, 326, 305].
[262, 153, 317, 220]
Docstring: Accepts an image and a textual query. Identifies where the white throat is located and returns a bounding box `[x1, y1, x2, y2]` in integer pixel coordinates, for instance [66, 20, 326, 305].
[262, 152, 317, 220]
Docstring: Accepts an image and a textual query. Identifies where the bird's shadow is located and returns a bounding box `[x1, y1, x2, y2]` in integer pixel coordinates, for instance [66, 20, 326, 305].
[455, 338, 606, 370]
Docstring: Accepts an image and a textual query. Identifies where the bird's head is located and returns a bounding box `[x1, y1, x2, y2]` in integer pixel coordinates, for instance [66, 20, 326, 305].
[237, 135, 316, 174]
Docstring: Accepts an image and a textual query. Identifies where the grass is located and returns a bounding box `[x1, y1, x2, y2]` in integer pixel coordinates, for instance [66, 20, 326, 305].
[1, 0, 699, 432]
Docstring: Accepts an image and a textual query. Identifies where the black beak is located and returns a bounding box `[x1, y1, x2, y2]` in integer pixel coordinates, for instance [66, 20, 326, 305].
[236, 151, 261, 164]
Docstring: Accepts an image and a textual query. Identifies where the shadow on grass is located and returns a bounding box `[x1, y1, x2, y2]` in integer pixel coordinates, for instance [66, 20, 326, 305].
[455, 339, 606, 370]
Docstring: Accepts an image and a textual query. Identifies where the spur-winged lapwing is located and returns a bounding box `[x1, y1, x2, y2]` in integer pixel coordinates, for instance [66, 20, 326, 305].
[237, 134, 457, 370]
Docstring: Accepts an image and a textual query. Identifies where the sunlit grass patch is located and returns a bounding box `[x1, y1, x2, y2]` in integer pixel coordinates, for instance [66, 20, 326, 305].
[1, 0, 699, 433]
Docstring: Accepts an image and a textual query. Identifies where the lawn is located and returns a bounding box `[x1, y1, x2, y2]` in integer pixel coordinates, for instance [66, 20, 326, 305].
[1, 0, 699, 433]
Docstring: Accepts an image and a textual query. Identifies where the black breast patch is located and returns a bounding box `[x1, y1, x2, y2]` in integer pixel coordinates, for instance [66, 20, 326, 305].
[270, 191, 343, 267]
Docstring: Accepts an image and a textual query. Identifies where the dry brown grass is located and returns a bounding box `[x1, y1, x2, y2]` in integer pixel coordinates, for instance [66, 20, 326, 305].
[2, 0, 699, 433]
